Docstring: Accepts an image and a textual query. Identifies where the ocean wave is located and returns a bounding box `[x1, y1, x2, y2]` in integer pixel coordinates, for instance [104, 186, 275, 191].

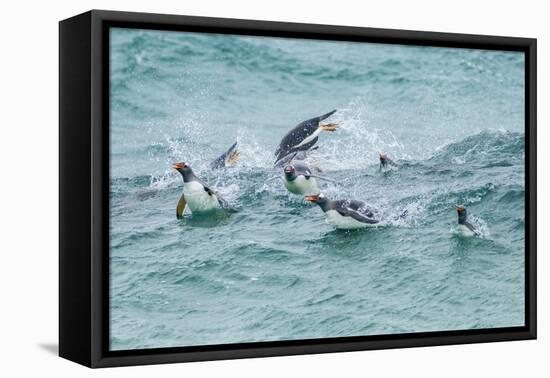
[430, 130, 524, 164]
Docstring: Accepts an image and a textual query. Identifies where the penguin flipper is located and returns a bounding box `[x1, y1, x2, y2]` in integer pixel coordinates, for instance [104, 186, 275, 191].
[305, 174, 334, 182]
[274, 151, 298, 167]
[194, 176, 214, 195]
[176, 193, 187, 219]
[340, 207, 379, 224]
[464, 221, 480, 236]
[195, 178, 233, 210]
[216, 194, 229, 208]
[203, 186, 215, 196]
[275, 137, 319, 163]
[214, 192, 239, 212]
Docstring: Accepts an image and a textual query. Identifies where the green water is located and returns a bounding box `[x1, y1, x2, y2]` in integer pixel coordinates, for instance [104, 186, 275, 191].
[109, 28, 525, 350]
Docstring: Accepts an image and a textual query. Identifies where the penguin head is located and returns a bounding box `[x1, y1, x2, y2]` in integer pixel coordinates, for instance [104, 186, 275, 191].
[304, 193, 327, 205]
[379, 153, 388, 166]
[283, 165, 297, 180]
[455, 205, 468, 224]
[172, 162, 193, 177]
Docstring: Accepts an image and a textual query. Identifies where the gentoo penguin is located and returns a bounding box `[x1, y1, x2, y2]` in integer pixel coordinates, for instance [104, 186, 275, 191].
[210, 141, 240, 169]
[455, 205, 480, 236]
[282, 162, 330, 196]
[305, 193, 379, 229]
[172, 162, 229, 218]
[274, 110, 339, 166]
[379, 153, 398, 170]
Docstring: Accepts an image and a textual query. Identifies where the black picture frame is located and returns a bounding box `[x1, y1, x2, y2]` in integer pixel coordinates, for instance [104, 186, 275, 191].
[59, 9, 537, 368]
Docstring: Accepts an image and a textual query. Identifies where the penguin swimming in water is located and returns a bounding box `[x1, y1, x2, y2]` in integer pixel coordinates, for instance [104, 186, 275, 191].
[210, 141, 240, 169]
[379, 153, 398, 170]
[172, 162, 230, 218]
[274, 110, 339, 166]
[304, 193, 379, 229]
[282, 162, 332, 196]
[455, 205, 480, 236]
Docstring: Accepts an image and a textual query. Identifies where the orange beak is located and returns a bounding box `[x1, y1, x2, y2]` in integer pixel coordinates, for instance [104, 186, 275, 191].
[172, 162, 186, 170]
[304, 195, 319, 203]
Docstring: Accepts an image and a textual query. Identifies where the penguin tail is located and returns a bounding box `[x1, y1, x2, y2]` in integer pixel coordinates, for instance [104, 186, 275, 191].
[306, 173, 334, 182]
[318, 109, 337, 121]
[225, 141, 238, 155]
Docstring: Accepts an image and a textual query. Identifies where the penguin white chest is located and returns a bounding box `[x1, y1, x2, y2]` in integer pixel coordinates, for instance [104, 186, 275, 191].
[283, 176, 319, 195]
[325, 210, 370, 229]
[295, 127, 322, 148]
[183, 181, 220, 212]
[456, 224, 476, 237]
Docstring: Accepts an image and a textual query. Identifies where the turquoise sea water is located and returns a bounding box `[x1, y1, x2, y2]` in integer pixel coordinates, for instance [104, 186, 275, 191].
[109, 28, 525, 350]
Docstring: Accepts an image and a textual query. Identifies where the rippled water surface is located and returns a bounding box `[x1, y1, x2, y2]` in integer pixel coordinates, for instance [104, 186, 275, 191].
[109, 28, 525, 350]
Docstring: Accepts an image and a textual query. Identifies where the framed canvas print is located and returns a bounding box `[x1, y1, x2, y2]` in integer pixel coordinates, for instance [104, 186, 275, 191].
[59, 10, 536, 368]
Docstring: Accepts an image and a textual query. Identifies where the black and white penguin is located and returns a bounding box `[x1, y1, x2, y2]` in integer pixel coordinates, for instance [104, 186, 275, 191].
[379, 153, 398, 170]
[282, 161, 327, 196]
[455, 205, 480, 236]
[305, 193, 379, 229]
[274, 110, 338, 166]
[172, 162, 229, 218]
[210, 141, 240, 169]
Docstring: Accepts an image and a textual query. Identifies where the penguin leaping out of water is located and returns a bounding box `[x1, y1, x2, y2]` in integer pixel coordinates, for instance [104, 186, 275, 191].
[305, 193, 379, 229]
[455, 205, 480, 236]
[210, 141, 240, 169]
[274, 110, 339, 166]
[282, 162, 333, 196]
[379, 153, 398, 170]
[173, 162, 230, 218]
